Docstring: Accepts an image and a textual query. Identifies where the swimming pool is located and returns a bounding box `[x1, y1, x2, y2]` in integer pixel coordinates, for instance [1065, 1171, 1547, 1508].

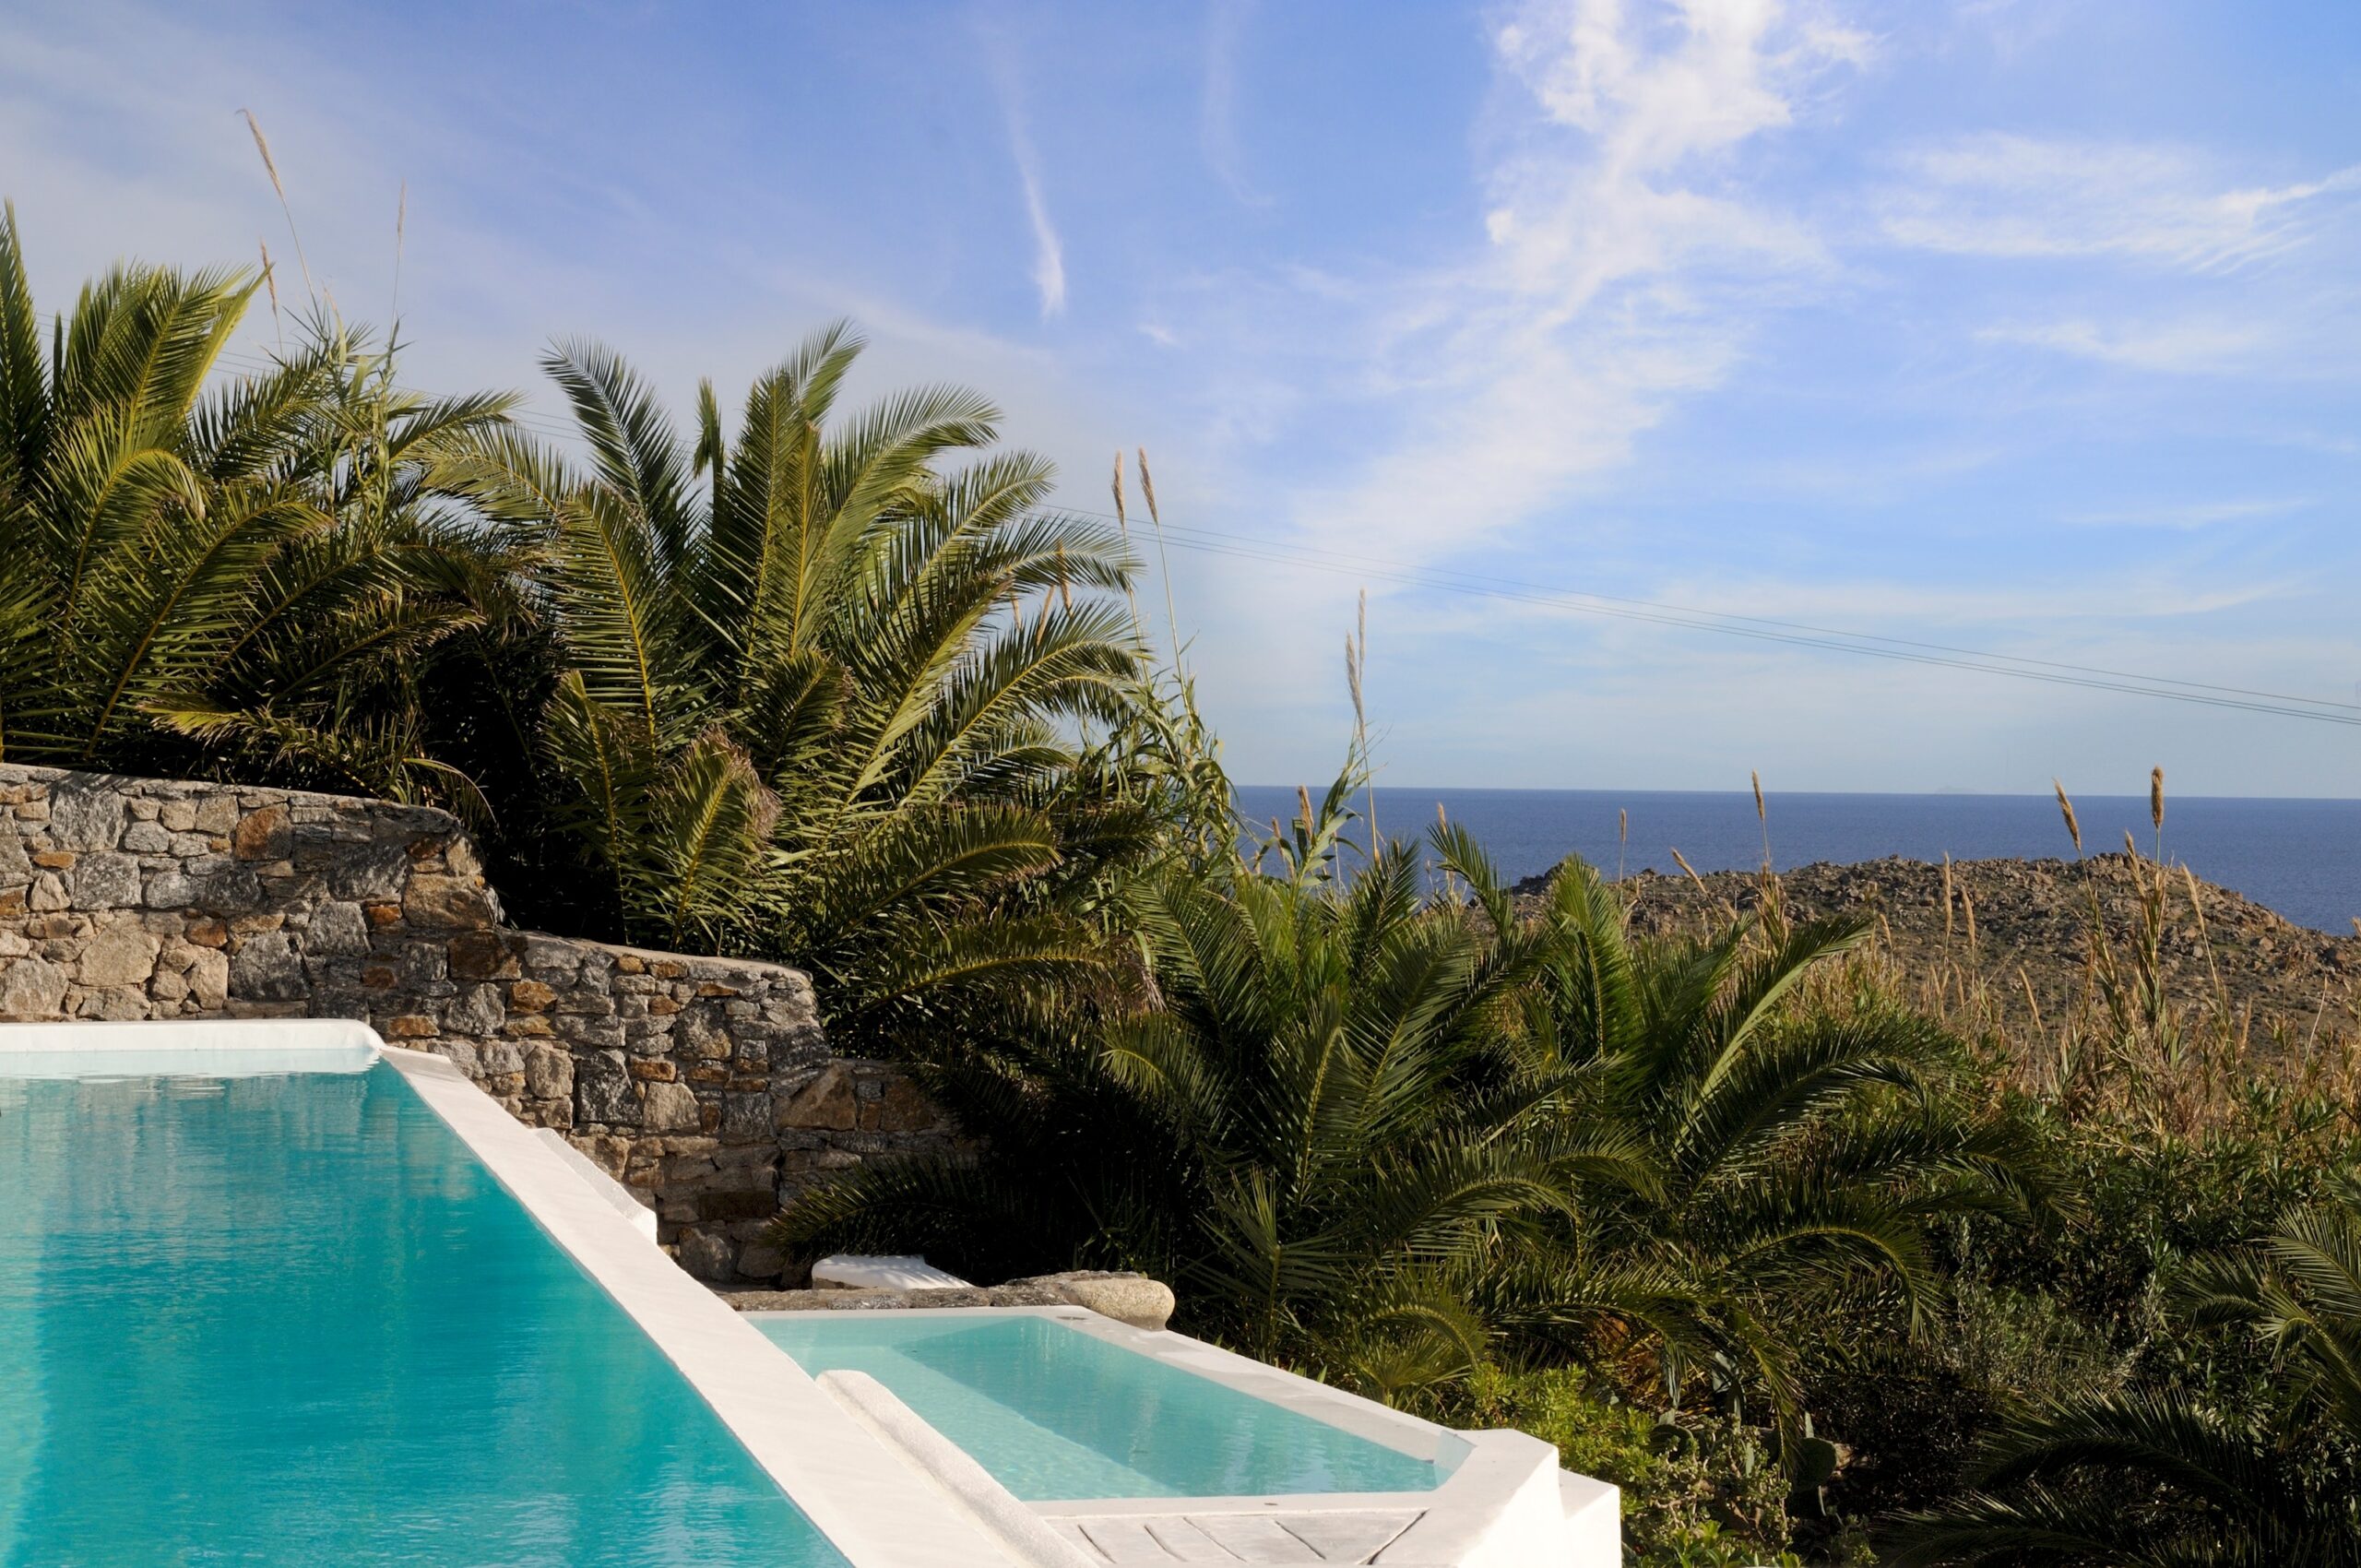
[756, 1311, 1444, 1501]
[0, 1043, 848, 1567]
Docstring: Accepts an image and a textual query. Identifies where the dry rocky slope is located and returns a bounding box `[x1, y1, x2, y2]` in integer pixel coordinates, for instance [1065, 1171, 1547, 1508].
[1512, 852, 2361, 1039]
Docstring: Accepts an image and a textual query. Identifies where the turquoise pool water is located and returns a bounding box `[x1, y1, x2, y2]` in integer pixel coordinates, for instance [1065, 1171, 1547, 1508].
[0, 1060, 848, 1568]
[756, 1313, 1442, 1501]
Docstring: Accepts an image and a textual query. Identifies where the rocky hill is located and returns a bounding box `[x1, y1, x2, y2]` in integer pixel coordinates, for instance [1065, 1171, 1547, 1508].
[1511, 853, 2361, 1039]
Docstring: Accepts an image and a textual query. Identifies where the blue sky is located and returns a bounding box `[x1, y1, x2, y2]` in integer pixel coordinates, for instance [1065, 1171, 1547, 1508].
[5, 1, 2357, 795]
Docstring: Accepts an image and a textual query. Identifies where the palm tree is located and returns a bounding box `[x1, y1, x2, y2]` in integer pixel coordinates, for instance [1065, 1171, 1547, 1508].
[445, 326, 1150, 1039]
[776, 780, 1642, 1391]
[1892, 1183, 2361, 1564]
[0, 204, 516, 801]
[1442, 834, 2046, 1448]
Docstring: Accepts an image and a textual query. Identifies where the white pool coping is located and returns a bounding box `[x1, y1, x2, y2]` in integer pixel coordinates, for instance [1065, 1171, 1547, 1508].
[0, 1020, 1024, 1568]
[6, 1019, 1619, 1565]
[746, 1304, 1616, 1566]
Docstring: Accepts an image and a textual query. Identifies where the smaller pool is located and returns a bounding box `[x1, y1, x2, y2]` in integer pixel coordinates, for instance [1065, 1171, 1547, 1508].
[754, 1313, 1442, 1502]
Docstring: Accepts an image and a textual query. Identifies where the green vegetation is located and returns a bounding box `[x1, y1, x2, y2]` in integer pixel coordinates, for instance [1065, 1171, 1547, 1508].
[5, 214, 2355, 1563]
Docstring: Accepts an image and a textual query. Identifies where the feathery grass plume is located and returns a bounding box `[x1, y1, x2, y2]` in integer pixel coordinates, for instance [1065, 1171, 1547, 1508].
[1434, 801, 1456, 903]
[238, 108, 314, 296]
[1295, 783, 1314, 837]
[1136, 445, 1184, 671]
[2018, 964, 2046, 1040]
[2053, 778, 2083, 856]
[2183, 861, 2233, 1023]
[1752, 769, 1774, 868]
[1617, 807, 1628, 881]
[1941, 853, 1955, 942]
[1105, 448, 1145, 639]
[1962, 885, 1978, 955]
[2151, 765, 2165, 860]
[392, 179, 407, 319]
[1350, 589, 1377, 845]
[1670, 847, 1707, 897]
[257, 240, 282, 347]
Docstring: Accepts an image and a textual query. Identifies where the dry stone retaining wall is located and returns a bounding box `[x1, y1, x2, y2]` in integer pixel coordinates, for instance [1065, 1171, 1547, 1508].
[0, 764, 956, 1284]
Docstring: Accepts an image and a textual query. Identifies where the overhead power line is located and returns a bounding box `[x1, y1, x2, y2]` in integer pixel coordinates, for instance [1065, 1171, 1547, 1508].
[59, 319, 2355, 728]
[1050, 506, 2361, 730]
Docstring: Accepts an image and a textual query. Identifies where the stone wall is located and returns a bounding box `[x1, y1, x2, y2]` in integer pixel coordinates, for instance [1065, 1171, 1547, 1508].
[0, 764, 957, 1284]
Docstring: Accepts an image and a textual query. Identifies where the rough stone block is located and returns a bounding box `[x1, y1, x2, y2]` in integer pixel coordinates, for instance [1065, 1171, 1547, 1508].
[226, 931, 306, 1002]
[674, 1229, 736, 1280]
[694, 1188, 777, 1223]
[78, 923, 161, 988]
[777, 1065, 858, 1132]
[0, 956, 69, 1016]
[734, 1240, 789, 1281]
[721, 1093, 772, 1141]
[119, 821, 171, 854]
[523, 1045, 575, 1099]
[144, 870, 197, 908]
[446, 931, 519, 980]
[642, 1081, 701, 1131]
[403, 875, 495, 931]
[326, 841, 412, 902]
[445, 982, 506, 1037]
[29, 873, 66, 912]
[303, 899, 371, 956]
[69, 853, 142, 909]
[46, 778, 127, 850]
[575, 1051, 637, 1125]
[185, 948, 230, 1008]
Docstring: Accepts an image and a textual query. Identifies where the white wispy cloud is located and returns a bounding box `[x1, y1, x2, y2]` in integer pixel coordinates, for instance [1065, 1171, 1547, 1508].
[1877, 134, 2361, 270]
[1201, 0, 1269, 208]
[1005, 111, 1066, 318]
[2062, 496, 2314, 529]
[1264, 0, 1865, 562]
[983, 38, 1067, 320]
[1977, 315, 2269, 374]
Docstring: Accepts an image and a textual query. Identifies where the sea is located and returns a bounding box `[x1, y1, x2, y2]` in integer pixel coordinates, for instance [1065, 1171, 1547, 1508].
[1228, 786, 2361, 936]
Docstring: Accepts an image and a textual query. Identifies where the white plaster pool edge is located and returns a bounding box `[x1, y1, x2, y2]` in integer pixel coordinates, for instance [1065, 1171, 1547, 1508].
[0, 1021, 1026, 1568]
[819, 1370, 1098, 1568]
[747, 1304, 1619, 1566]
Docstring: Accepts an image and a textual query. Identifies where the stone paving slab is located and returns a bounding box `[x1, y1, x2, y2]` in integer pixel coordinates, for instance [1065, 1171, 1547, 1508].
[1049, 1510, 1419, 1564]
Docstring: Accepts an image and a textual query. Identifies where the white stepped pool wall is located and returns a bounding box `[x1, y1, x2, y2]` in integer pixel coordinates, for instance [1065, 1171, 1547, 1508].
[755, 1304, 1620, 1565]
[5, 1018, 1620, 1566]
[0, 1019, 1020, 1568]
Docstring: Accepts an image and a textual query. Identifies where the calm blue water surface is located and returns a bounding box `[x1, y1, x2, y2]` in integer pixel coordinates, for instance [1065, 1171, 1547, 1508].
[757, 1314, 1439, 1501]
[0, 1063, 847, 1568]
[1234, 787, 2361, 934]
